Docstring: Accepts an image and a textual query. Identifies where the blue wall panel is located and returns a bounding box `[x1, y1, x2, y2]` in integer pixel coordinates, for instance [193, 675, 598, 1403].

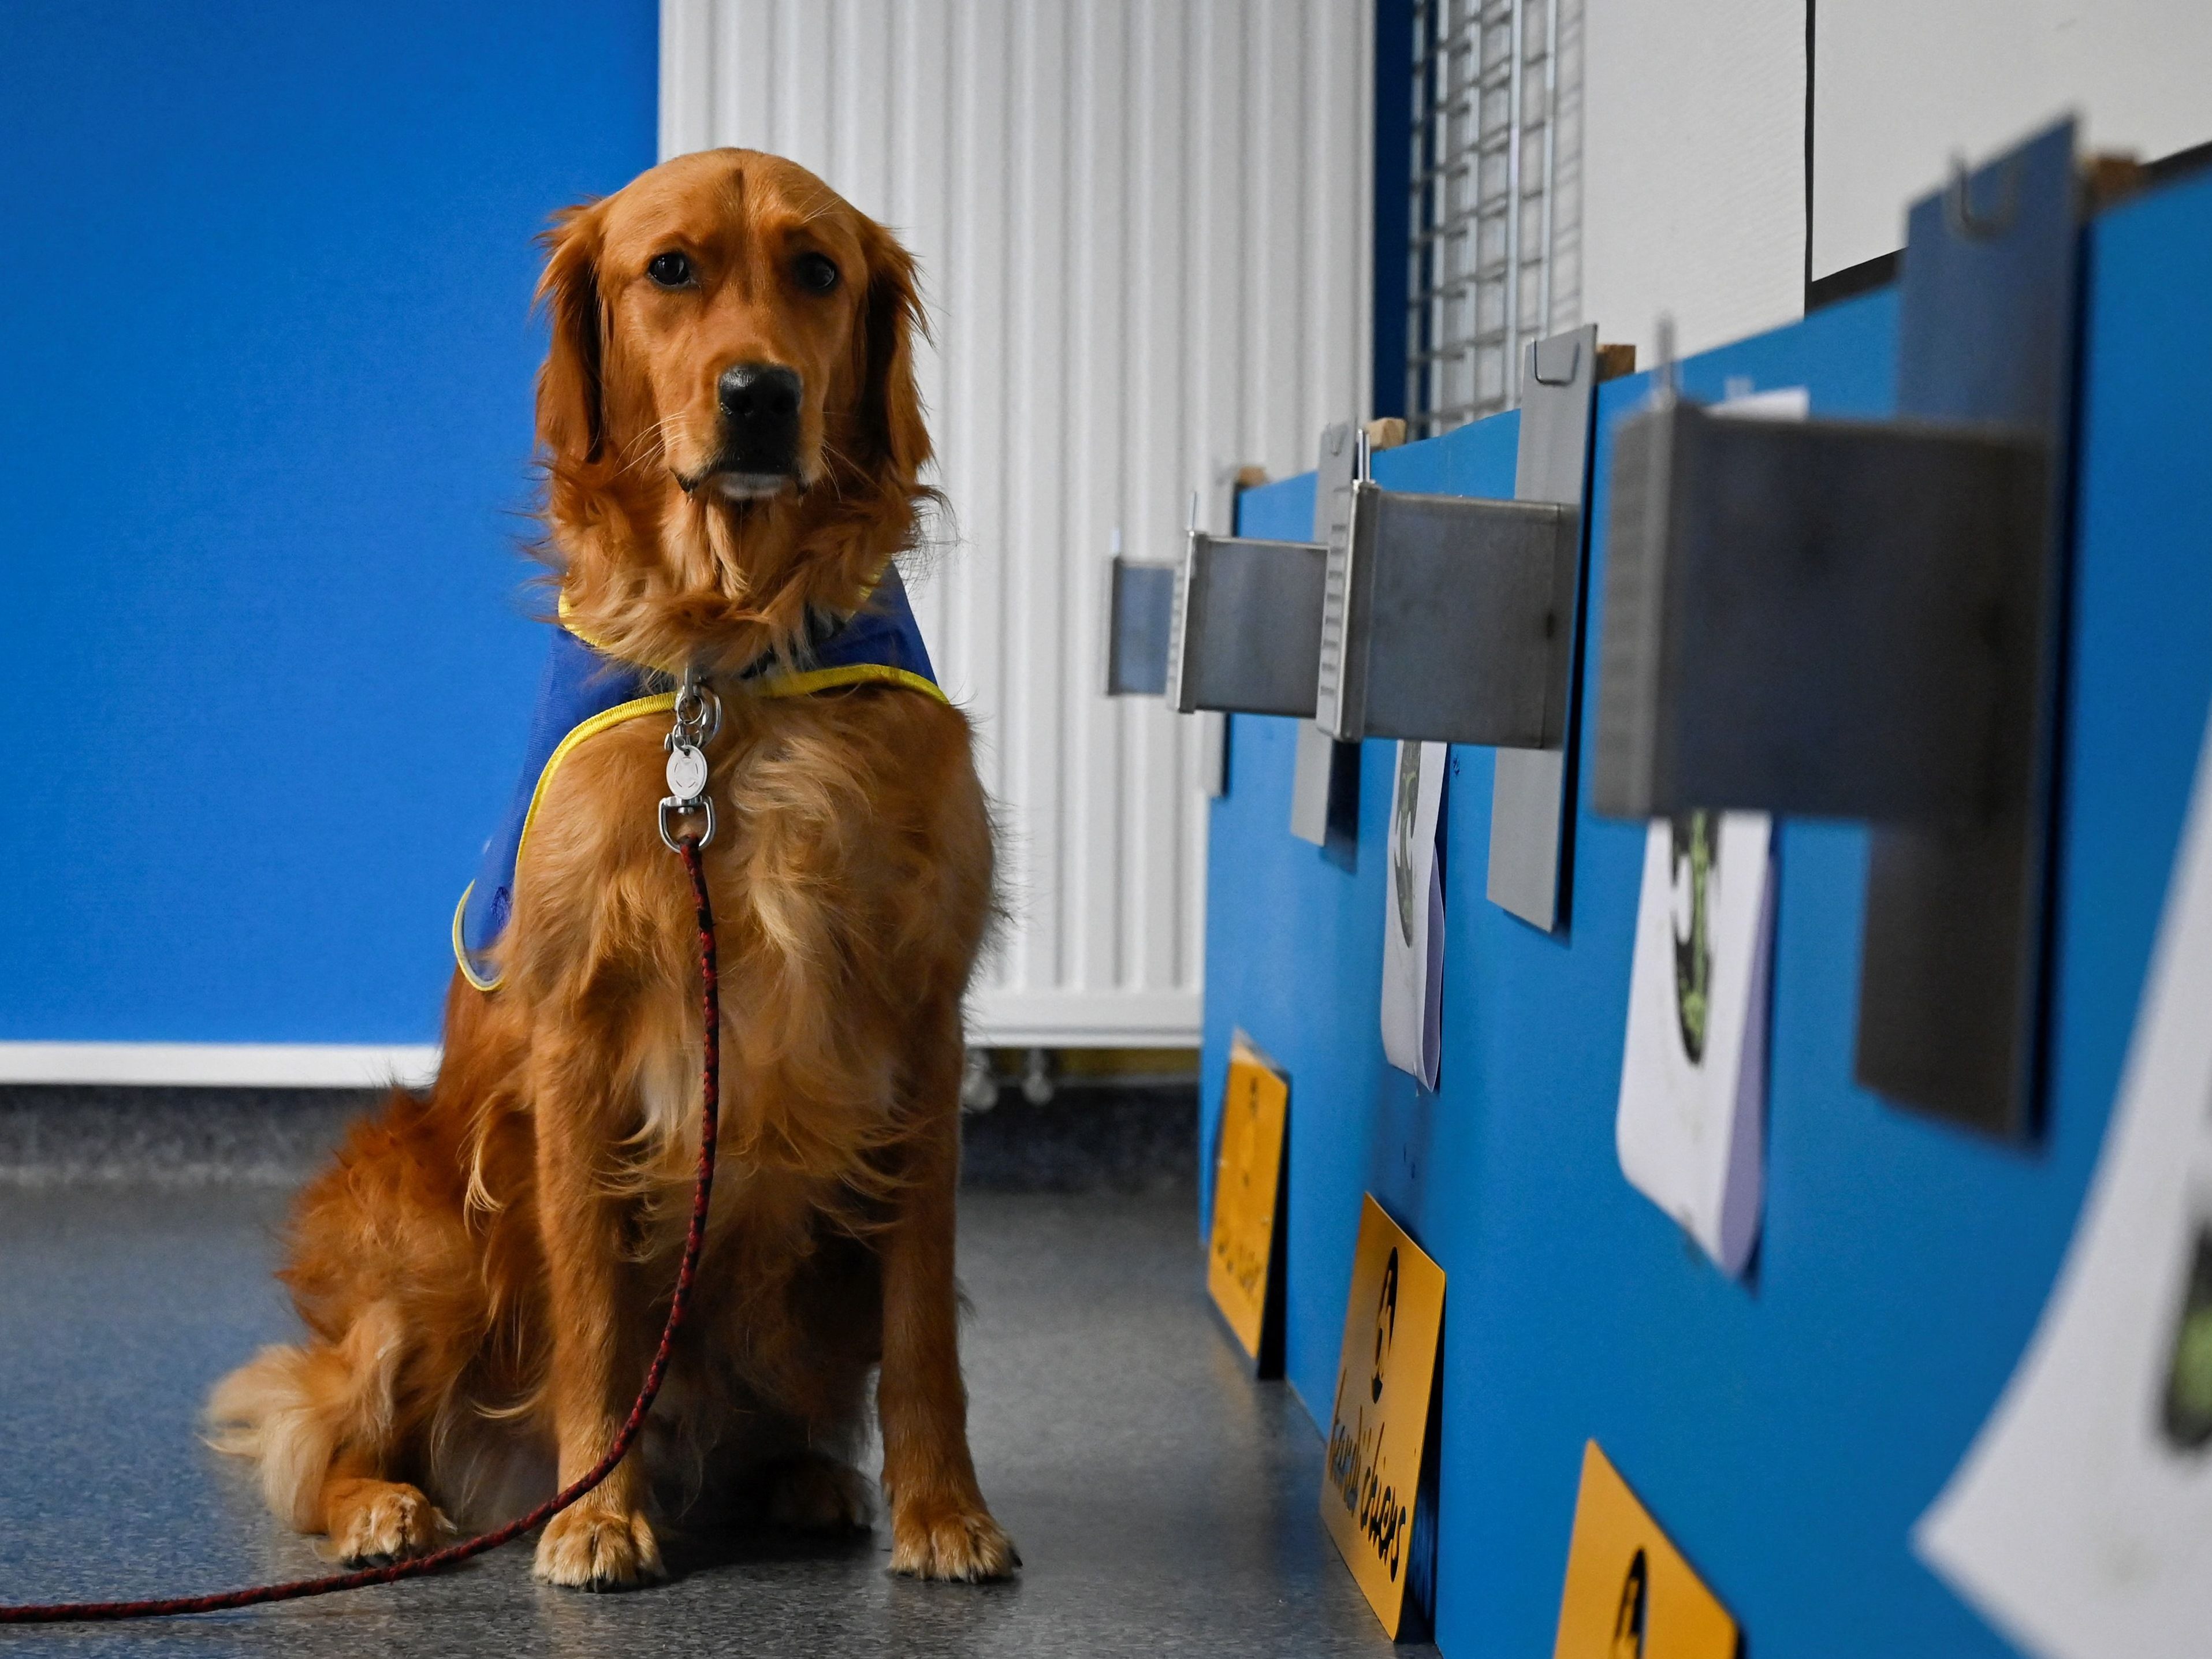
[0, 2, 657, 1042]
[1200, 170, 2212, 1654]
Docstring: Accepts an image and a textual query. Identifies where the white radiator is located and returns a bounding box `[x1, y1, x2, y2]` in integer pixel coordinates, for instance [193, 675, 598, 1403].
[661, 0, 1375, 1046]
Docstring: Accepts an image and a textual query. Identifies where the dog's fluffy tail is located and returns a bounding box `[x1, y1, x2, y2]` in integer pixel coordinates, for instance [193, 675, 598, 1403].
[204, 1303, 406, 1533]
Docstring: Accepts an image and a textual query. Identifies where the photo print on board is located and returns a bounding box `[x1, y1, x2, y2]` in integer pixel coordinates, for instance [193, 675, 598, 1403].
[1381, 741, 1446, 1089]
[1615, 810, 1775, 1277]
[1610, 381, 1800, 1280]
[1917, 706, 2212, 1657]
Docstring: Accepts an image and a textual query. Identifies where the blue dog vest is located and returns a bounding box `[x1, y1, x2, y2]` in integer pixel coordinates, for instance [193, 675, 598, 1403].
[453, 566, 944, 991]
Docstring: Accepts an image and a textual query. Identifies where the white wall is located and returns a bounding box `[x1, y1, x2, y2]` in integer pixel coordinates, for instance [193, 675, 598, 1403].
[661, 0, 1374, 1046]
[1581, 0, 1806, 362]
[1814, 0, 2212, 279]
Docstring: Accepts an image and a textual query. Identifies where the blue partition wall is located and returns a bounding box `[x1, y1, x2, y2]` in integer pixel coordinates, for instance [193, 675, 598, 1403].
[1198, 169, 2212, 1656]
[0, 2, 656, 1045]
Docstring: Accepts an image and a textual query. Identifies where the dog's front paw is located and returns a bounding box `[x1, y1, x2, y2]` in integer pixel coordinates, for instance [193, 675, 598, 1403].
[768, 1454, 874, 1533]
[533, 1501, 665, 1591]
[889, 1490, 1019, 1582]
[325, 1479, 449, 1566]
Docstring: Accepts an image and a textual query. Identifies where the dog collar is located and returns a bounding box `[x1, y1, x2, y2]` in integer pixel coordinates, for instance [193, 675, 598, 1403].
[453, 565, 944, 991]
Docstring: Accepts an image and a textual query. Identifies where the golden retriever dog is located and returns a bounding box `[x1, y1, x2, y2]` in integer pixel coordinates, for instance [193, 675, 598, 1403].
[206, 148, 1015, 1588]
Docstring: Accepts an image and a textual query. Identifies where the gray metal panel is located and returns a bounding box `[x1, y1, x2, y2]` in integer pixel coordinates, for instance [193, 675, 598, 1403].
[1289, 717, 1338, 846]
[1592, 407, 2046, 821]
[1314, 488, 1374, 740]
[1353, 489, 1573, 747]
[1586, 122, 2077, 1136]
[1297, 424, 1366, 847]
[1313, 424, 1366, 737]
[1856, 115, 2079, 1136]
[1104, 558, 1178, 696]
[1490, 325, 1599, 930]
[1178, 535, 1329, 717]
[1589, 397, 1671, 821]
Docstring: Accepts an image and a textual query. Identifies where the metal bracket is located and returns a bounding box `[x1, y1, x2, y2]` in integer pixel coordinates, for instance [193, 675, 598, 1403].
[1591, 118, 2080, 1136]
[1168, 428, 1357, 719]
[1290, 426, 1363, 850]
[1166, 531, 1328, 715]
[1313, 487, 1573, 746]
[1307, 326, 1600, 929]
[1101, 552, 1178, 697]
[1492, 325, 1600, 930]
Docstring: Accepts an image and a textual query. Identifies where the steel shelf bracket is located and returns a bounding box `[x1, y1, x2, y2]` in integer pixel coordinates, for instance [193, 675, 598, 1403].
[1310, 326, 1600, 929]
[1591, 118, 2081, 1137]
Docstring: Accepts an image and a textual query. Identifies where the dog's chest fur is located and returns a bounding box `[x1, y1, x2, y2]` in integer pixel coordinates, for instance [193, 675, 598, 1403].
[502, 679, 989, 1212]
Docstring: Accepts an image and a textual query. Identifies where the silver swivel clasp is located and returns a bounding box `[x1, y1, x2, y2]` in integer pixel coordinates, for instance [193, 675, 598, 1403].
[658, 665, 722, 852]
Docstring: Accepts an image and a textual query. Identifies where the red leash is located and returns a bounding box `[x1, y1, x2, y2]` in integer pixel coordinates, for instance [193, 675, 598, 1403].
[0, 833, 722, 1624]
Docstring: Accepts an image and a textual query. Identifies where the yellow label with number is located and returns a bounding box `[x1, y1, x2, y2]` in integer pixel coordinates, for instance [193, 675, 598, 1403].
[1552, 1442, 1738, 1658]
[1206, 1037, 1289, 1361]
[1320, 1193, 1446, 1638]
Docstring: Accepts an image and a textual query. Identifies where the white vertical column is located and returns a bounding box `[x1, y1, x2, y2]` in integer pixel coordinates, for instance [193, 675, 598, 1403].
[664, 0, 1375, 1045]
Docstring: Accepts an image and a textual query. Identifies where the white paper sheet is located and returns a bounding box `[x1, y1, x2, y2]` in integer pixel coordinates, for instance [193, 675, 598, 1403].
[1615, 811, 1775, 1276]
[1915, 713, 2212, 1658]
[1381, 741, 1446, 1090]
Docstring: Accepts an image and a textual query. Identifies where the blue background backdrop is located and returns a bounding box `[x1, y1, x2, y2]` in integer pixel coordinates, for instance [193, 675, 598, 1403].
[0, 2, 657, 1042]
[1200, 170, 2212, 1654]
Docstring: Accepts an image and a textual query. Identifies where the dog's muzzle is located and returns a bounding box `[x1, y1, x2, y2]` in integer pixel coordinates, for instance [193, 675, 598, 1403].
[708, 362, 803, 497]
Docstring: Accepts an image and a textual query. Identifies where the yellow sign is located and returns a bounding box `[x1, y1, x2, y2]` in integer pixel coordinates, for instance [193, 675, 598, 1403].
[1206, 1036, 1289, 1366]
[1321, 1193, 1446, 1638]
[1552, 1442, 1738, 1659]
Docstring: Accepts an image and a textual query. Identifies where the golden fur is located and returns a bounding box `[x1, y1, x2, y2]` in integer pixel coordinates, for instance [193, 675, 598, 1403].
[207, 149, 1014, 1587]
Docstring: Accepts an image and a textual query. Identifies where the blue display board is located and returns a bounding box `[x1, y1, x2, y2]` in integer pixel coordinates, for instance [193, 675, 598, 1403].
[1199, 169, 2212, 1655]
[0, 2, 656, 1043]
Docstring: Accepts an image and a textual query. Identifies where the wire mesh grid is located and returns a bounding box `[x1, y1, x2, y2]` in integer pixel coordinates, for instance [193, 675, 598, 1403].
[1406, 0, 1564, 437]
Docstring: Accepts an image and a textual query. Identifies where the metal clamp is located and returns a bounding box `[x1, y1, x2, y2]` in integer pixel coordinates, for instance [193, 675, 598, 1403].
[1165, 431, 1353, 720]
[1591, 117, 2080, 1137]
[1305, 326, 1602, 929]
[1101, 527, 1179, 698]
[1313, 329, 1596, 754]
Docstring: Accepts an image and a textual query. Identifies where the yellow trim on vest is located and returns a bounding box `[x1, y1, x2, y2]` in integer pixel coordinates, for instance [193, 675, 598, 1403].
[554, 590, 619, 655]
[755, 662, 949, 702]
[453, 691, 676, 992]
[452, 666, 944, 991]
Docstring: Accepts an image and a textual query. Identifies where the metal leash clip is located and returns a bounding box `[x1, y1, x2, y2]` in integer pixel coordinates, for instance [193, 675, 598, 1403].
[659, 665, 721, 852]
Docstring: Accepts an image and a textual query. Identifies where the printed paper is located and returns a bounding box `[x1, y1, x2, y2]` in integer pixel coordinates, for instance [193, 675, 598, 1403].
[1382, 740, 1447, 1089]
[1616, 811, 1775, 1276]
[1915, 712, 2212, 1657]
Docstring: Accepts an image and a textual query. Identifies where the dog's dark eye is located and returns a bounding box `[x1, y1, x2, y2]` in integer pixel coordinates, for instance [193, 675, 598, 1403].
[794, 252, 840, 293]
[647, 251, 694, 289]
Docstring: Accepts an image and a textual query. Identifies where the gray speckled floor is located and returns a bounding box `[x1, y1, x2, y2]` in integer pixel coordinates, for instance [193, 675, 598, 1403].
[0, 1187, 1420, 1657]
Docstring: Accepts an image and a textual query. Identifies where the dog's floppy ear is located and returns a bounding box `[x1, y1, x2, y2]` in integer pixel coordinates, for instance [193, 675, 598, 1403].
[535, 200, 608, 469]
[855, 219, 932, 489]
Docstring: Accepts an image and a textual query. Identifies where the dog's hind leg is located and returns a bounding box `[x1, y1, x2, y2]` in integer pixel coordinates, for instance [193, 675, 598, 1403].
[765, 1451, 876, 1533]
[206, 1301, 450, 1563]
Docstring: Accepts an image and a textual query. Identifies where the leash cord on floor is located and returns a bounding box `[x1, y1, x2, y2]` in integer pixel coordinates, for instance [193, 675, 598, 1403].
[0, 834, 722, 1624]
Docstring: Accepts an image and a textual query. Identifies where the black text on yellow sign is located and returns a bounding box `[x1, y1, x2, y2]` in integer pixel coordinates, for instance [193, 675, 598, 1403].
[1551, 1441, 1737, 1658]
[1321, 1192, 1445, 1639]
[1206, 1035, 1289, 1373]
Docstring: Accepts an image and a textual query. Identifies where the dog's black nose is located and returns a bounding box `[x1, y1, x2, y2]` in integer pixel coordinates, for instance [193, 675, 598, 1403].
[716, 363, 802, 472]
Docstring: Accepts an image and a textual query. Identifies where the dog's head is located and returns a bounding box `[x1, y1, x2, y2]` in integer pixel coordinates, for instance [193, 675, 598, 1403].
[535, 149, 930, 670]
